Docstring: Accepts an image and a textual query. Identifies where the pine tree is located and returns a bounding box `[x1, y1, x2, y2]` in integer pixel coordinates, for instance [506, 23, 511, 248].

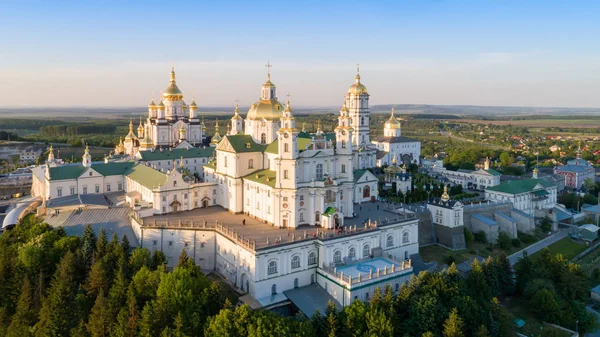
[121, 235, 131, 257]
[474, 325, 491, 337]
[176, 250, 194, 269]
[325, 300, 339, 337]
[86, 258, 109, 299]
[443, 308, 465, 337]
[151, 251, 167, 270]
[129, 248, 151, 274]
[82, 224, 97, 269]
[96, 228, 108, 260]
[6, 279, 36, 337]
[34, 251, 78, 337]
[87, 292, 110, 337]
[467, 260, 490, 303]
[422, 332, 435, 337]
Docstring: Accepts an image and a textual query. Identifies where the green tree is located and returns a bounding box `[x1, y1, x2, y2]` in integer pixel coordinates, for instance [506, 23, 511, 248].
[121, 235, 131, 257]
[467, 260, 490, 304]
[463, 228, 474, 247]
[151, 251, 167, 270]
[496, 231, 511, 250]
[365, 308, 393, 337]
[82, 224, 97, 269]
[344, 299, 367, 336]
[474, 325, 490, 337]
[6, 279, 36, 337]
[87, 292, 110, 337]
[96, 228, 108, 260]
[129, 248, 151, 274]
[540, 215, 552, 232]
[443, 308, 464, 337]
[34, 251, 78, 337]
[583, 178, 596, 192]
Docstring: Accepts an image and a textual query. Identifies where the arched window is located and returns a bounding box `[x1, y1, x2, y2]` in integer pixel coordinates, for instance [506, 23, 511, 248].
[284, 170, 289, 179]
[260, 133, 266, 144]
[348, 247, 356, 259]
[341, 164, 346, 173]
[268, 261, 277, 275]
[341, 140, 346, 148]
[315, 212, 320, 222]
[308, 252, 317, 265]
[271, 284, 277, 295]
[333, 250, 342, 263]
[404, 251, 409, 260]
[224, 156, 228, 168]
[361, 117, 365, 125]
[248, 159, 254, 169]
[402, 231, 410, 244]
[294, 278, 299, 289]
[363, 185, 371, 198]
[387, 235, 394, 248]
[316, 164, 323, 180]
[291, 255, 300, 269]
[362, 244, 370, 258]
[284, 143, 289, 152]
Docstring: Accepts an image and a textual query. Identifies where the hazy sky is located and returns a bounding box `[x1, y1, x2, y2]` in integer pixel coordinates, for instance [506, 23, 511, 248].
[2, 0, 600, 108]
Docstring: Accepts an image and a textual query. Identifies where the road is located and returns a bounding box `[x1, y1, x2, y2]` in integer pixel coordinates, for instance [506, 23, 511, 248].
[507, 229, 569, 265]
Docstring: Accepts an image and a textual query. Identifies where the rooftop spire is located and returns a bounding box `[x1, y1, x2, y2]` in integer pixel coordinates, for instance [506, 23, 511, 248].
[355, 62, 361, 82]
[266, 61, 272, 81]
[441, 185, 450, 202]
[170, 62, 176, 83]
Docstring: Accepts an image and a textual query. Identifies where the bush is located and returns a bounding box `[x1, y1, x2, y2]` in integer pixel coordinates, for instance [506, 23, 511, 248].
[464, 228, 474, 246]
[474, 231, 488, 244]
[593, 268, 600, 281]
[511, 238, 521, 248]
[518, 231, 536, 244]
[444, 254, 456, 265]
[540, 216, 552, 232]
[497, 231, 512, 250]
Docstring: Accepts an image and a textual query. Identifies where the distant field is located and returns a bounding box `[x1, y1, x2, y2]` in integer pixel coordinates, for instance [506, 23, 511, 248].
[458, 118, 600, 128]
[54, 146, 112, 161]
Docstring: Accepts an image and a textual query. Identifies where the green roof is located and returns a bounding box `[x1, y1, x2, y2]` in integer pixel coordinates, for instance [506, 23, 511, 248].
[48, 165, 87, 180]
[222, 135, 267, 153]
[486, 169, 501, 176]
[323, 206, 336, 216]
[124, 164, 167, 189]
[353, 169, 370, 183]
[203, 158, 217, 170]
[48, 162, 167, 190]
[138, 147, 214, 161]
[243, 169, 277, 188]
[264, 138, 313, 154]
[486, 178, 555, 195]
[298, 131, 312, 139]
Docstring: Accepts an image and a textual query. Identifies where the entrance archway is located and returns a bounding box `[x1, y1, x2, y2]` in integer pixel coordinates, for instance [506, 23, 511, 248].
[363, 185, 371, 198]
[202, 200, 209, 208]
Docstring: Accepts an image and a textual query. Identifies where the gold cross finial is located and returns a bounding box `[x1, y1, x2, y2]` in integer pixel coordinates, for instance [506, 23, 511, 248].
[356, 63, 360, 74]
[266, 61, 272, 80]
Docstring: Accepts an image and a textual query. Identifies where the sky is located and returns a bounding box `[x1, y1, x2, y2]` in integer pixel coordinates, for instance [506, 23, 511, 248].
[1, 0, 600, 108]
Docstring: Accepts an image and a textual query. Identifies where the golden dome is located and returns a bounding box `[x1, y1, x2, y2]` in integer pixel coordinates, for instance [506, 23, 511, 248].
[157, 100, 165, 109]
[348, 66, 368, 95]
[385, 107, 401, 129]
[148, 97, 156, 108]
[189, 98, 198, 109]
[162, 65, 184, 101]
[246, 99, 284, 120]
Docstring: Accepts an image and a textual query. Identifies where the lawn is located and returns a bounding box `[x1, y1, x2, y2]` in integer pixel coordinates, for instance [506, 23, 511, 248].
[530, 237, 587, 261]
[501, 296, 572, 337]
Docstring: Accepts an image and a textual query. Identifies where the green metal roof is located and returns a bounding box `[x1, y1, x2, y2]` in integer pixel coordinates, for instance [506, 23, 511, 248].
[298, 131, 312, 139]
[48, 165, 87, 180]
[222, 135, 267, 153]
[203, 158, 217, 170]
[486, 178, 555, 195]
[243, 169, 277, 188]
[48, 162, 167, 190]
[138, 147, 214, 161]
[486, 169, 502, 176]
[124, 164, 167, 189]
[264, 138, 313, 154]
[353, 169, 372, 183]
[323, 206, 336, 216]
[532, 189, 549, 197]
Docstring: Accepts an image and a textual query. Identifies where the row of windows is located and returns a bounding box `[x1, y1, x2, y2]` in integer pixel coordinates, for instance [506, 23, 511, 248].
[267, 252, 317, 276]
[57, 183, 122, 197]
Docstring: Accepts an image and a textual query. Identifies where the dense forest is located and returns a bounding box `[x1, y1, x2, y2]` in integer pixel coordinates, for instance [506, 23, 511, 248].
[0, 215, 595, 337]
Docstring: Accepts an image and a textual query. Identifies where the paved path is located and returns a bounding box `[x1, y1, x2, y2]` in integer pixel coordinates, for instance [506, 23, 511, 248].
[508, 229, 569, 265]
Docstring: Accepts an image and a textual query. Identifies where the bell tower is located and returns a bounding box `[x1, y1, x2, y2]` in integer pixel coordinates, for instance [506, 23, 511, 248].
[345, 64, 370, 147]
[277, 96, 298, 160]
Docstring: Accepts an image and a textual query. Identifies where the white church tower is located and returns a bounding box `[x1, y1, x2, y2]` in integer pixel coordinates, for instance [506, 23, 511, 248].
[82, 144, 92, 168]
[230, 101, 243, 135]
[346, 65, 370, 147]
[384, 107, 402, 137]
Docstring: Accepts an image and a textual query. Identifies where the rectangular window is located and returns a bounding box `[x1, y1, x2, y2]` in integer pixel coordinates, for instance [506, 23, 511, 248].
[283, 197, 288, 202]
[284, 170, 289, 179]
[57, 188, 62, 197]
[168, 241, 173, 246]
[184, 194, 188, 200]
[267, 206, 271, 214]
[118, 183, 123, 191]
[95, 186, 100, 193]
[162, 207, 166, 213]
[213, 189, 216, 195]
[106, 184, 111, 192]
[256, 202, 260, 210]
[70, 187, 75, 195]
[153, 240, 158, 246]
[83, 186, 87, 195]
[173, 195, 177, 201]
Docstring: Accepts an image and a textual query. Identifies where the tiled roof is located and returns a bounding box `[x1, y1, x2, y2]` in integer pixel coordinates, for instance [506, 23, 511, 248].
[243, 169, 277, 188]
[485, 178, 555, 195]
[138, 147, 214, 161]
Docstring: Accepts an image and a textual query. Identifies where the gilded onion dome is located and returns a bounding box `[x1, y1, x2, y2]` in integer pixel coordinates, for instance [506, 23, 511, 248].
[137, 118, 144, 133]
[232, 101, 242, 120]
[211, 119, 222, 144]
[189, 98, 198, 110]
[148, 96, 157, 108]
[246, 100, 284, 120]
[348, 66, 368, 95]
[385, 107, 401, 129]
[162, 65, 184, 101]
[157, 99, 165, 110]
[125, 119, 136, 140]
